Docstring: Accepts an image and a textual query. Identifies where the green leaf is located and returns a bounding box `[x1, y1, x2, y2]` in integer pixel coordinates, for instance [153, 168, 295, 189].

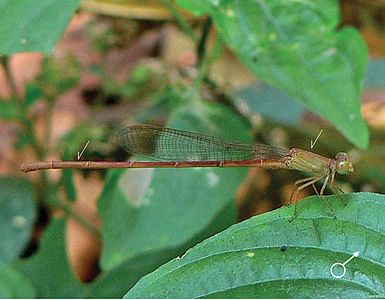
[176, 0, 209, 16]
[0, 100, 19, 120]
[135, 85, 188, 123]
[87, 201, 235, 298]
[0, 0, 80, 55]
[0, 263, 35, 298]
[37, 56, 81, 97]
[0, 177, 36, 264]
[14, 218, 86, 298]
[63, 169, 76, 202]
[88, 246, 185, 298]
[24, 83, 42, 109]
[233, 82, 305, 125]
[99, 99, 251, 269]
[15, 130, 34, 149]
[178, 0, 369, 148]
[56, 123, 104, 158]
[60, 150, 77, 202]
[125, 193, 385, 298]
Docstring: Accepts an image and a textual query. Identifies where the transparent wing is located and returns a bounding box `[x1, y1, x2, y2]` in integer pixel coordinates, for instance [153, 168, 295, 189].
[118, 125, 289, 162]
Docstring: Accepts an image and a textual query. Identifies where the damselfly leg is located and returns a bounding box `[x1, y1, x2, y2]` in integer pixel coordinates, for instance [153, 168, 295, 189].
[289, 173, 338, 221]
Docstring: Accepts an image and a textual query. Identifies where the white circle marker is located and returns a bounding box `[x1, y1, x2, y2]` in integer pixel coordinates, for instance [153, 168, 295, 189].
[330, 262, 346, 278]
[330, 251, 359, 279]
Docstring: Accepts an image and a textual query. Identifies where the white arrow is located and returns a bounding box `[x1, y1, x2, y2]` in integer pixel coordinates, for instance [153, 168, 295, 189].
[330, 251, 360, 279]
[343, 251, 360, 265]
[310, 129, 323, 149]
[77, 140, 90, 160]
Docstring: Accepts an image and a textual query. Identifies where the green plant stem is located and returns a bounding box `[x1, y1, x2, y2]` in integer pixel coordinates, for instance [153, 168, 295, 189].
[162, 0, 196, 41]
[196, 17, 212, 67]
[1, 57, 53, 217]
[0, 56, 19, 100]
[52, 198, 101, 238]
[44, 100, 54, 150]
[193, 31, 223, 91]
[0, 56, 45, 160]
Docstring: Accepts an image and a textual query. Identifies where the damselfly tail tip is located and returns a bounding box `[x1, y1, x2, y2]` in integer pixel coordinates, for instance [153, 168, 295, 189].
[20, 163, 31, 173]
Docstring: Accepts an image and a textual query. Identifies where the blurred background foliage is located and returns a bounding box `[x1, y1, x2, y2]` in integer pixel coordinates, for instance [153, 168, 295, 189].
[0, 0, 385, 298]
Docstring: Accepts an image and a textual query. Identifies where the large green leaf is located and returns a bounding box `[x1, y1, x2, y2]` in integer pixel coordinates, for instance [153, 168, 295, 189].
[0, 263, 35, 298]
[0, 0, 80, 55]
[233, 82, 305, 125]
[15, 218, 86, 298]
[0, 177, 36, 264]
[125, 193, 385, 298]
[177, 0, 369, 148]
[99, 100, 251, 269]
[87, 201, 235, 298]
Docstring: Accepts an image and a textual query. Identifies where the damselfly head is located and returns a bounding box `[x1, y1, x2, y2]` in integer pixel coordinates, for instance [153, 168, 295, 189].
[335, 152, 354, 175]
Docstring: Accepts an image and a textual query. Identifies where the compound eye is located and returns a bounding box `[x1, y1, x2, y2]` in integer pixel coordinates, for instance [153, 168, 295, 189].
[335, 152, 353, 175]
[337, 161, 350, 175]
